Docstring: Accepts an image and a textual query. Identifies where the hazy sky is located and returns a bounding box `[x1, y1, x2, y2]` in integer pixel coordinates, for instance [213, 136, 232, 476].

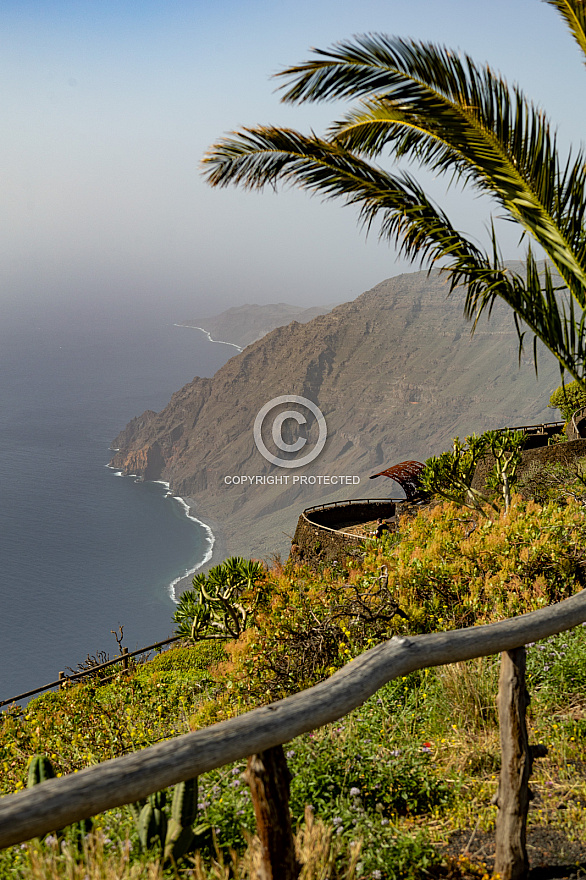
[1, 0, 583, 324]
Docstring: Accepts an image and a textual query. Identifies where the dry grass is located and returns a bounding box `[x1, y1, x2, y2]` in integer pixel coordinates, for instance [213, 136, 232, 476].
[437, 659, 500, 732]
[21, 810, 362, 880]
[188, 809, 361, 880]
[25, 835, 162, 880]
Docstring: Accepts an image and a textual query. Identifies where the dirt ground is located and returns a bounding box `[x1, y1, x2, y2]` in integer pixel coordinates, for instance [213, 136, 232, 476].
[446, 827, 586, 878]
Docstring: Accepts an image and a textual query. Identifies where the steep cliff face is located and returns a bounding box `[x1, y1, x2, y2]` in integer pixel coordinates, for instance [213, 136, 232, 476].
[110, 377, 213, 485]
[111, 269, 562, 560]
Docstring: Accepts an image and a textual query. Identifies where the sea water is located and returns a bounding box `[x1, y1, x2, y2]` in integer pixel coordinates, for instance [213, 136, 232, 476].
[0, 311, 234, 703]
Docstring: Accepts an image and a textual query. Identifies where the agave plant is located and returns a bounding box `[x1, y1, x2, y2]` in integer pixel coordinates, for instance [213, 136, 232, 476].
[203, 0, 586, 388]
[173, 556, 265, 641]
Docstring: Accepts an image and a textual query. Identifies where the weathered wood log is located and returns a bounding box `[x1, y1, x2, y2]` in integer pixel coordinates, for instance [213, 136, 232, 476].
[244, 746, 299, 880]
[494, 648, 530, 880]
[0, 588, 585, 850]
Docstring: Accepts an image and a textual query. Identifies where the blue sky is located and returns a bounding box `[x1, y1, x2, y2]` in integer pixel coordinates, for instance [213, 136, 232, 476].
[0, 0, 583, 322]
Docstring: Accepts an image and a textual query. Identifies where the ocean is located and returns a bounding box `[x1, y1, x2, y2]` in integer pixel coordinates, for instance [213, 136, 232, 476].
[0, 310, 234, 704]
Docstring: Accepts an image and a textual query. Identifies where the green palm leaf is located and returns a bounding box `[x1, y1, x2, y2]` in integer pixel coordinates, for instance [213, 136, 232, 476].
[545, 0, 586, 62]
[203, 1, 586, 387]
[278, 35, 586, 302]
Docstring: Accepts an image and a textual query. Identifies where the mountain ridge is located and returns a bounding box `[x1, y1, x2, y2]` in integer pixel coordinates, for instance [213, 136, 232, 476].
[111, 268, 562, 561]
[177, 301, 337, 350]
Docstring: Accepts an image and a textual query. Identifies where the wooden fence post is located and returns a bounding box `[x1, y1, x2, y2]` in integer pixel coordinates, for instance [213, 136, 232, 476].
[244, 745, 299, 880]
[58, 672, 65, 691]
[494, 647, 532, 880]
[122, 647, 129, 671]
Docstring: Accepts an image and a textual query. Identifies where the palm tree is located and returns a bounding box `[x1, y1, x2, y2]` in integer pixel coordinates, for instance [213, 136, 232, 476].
[202, 0, 586, 387]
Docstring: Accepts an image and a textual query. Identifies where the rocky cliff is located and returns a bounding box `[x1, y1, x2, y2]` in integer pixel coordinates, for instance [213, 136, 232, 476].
[111, 268, 562, 560]
[179, 302, 336, 350]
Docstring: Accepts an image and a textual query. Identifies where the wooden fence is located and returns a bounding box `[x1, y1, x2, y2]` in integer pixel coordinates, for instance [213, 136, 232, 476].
[1, 589, 586, 880]
[0, 635, 182, 709]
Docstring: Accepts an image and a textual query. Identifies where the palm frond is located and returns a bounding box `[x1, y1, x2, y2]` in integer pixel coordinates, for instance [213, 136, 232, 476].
[202, 126, 483, 266]
[458, 244, 586, 384]
[545, 0, 586, 63]
[204, 10, 586, 387]
[277, 36, 586, 302]
[203, 125, 586, 383]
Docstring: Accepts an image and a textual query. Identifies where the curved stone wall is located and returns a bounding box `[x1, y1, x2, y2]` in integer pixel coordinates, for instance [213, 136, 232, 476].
[290, 499, 396, 569]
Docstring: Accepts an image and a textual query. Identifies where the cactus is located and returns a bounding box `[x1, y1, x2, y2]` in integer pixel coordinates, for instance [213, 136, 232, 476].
[171, 777, 197, 828]
[27, 754, 56, 788]
[164, 777, 198, 863]
[137, 802, 168, 851]
[27, 754, 92, 849]
[133, 788, 168, 852]
[148, 789, 167, 811]
[130, 777, 204, 865]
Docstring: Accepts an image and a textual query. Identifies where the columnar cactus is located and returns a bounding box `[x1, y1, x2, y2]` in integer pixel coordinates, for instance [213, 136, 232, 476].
[164, 777, 198, 863]
[137, 801, 168, 852]
[27, 754, 56, 788]
[27, 754, 92, 848]
[130, 777, 203, 865]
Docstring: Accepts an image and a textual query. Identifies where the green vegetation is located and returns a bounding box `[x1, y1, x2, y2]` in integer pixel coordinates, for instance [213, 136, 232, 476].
[516, 456, 586, 508]
[2, 479, 586, 877]
[421, 429, 525, 516]
[128, 776, 208, 866]
[10, 3, 586, 873]
[203, 0, 586, 389]
[173, 557, 266, 641]
[549, 379, 586, 420]
[27, 755, 93, 850]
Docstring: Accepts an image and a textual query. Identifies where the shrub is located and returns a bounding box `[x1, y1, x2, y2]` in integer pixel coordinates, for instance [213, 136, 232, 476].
[173, 557, 266, 641]
[135, 643, 227, 677]
[421, 429, 525, 516]
[549, 380, 586, 420]
[516, 458, 586, 506]
[195, 497, 586, 720]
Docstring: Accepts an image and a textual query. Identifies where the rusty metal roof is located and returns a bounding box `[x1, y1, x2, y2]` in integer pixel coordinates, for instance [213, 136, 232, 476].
[369, 460, 426, 500]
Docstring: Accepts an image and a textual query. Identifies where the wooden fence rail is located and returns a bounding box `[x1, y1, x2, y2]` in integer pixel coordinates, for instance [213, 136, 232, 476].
[0, 635, 182, 709]
[1, 587, 585, 864]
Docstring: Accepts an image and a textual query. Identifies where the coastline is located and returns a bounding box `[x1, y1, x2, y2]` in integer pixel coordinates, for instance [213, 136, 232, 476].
[173, 323, 243, 352]
[151, 482, 228, 601]
[167, 495, 228, 600]
[108, 324, 237, 604]
[106, 467, 226, 602]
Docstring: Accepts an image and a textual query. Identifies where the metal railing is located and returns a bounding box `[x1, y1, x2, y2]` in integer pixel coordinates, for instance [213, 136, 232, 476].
[301, 498, 399, 540]
[0, 635, 182, 709]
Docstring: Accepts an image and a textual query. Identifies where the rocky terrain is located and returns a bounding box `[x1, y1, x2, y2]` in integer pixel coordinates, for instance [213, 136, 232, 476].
[111, 268, 563, 561]
[178, 302, 336, 349]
